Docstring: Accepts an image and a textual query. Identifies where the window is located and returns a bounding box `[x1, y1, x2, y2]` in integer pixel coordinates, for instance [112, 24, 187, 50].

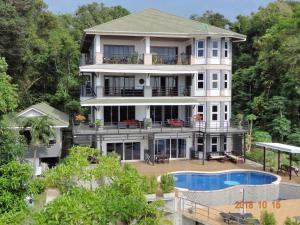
[224, 41, 229, 58]
[155, 139, 186, 158]
[212, 73, 219, 89]
[224, 104, 228, 121]
[197, 105, 204, 121]
[212, 40, 219, 57]
[197, 40, 205, 58]
[224, 73, 228, 89]
[223, 136, 227, 152]
[211, 137, 218, 152]
[104, 45, 134, 58]
[211, 105, 218, 121]
[197, 73, 204, 89]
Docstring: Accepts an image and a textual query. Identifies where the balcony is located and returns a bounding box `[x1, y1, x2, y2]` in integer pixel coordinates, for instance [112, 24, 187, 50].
[81, 85, 96, 97]
[104, 87, 144, 97]
[103, 53, 144, 64]
[152, 54, 190, 65]
[73, 120, 193, 135]
[197, 121, 249, 133]
[152, 86, 191, 97]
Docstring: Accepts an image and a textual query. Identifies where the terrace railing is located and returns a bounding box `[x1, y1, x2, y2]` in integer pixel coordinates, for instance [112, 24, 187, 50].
[152, 54, 191, 65]
[80, 85, 96, 97]
[104, 87, 144, 97]
[152, 86, 191, 97]
[198, 120, 249, 132]
[103, 53, 144, 64]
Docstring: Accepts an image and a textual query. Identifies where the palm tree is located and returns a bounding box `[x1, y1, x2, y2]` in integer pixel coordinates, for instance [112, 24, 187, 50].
[23, 116, 54, 176]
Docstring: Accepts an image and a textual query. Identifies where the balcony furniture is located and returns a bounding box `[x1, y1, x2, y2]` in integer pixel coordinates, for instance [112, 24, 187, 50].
[225, 152, 244, 164]
[279, 164, 299, 176]
[167, 119, 184, 127]
[155, 154, 169, 164]
[220, 212, 260, 224]
[207, 152, 226, 162]
[121, 119, 140, 128]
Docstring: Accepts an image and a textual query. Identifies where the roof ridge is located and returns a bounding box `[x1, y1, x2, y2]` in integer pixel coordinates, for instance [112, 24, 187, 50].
[33, 102, 69, 125]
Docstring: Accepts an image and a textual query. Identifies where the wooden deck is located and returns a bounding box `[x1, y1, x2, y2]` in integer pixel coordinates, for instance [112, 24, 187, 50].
[129, 160, 300, 184]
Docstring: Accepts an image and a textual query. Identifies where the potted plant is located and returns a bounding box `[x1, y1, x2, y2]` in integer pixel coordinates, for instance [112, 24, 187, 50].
[144, 118, 152, 129]
[94, 119, 103, 130]
[160, 174, 175, 199]
[144, 176, 158, 202]
[74, 114, 86, 126]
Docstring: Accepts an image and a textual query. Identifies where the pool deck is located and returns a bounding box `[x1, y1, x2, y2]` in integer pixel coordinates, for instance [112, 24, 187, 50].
[129, 160, 300, 184]
[182, 199, 300, 225]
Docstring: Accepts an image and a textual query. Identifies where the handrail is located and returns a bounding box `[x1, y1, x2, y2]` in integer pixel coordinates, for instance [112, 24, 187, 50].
[152, 54, 191, 65]
[103, 53, 144, 64]
[80, 85, 96, 97]
[152, 86, 191, 97]
[178, 197, 250, 225]
[104, 86, 144, 97]
[197, 121, 248, 132]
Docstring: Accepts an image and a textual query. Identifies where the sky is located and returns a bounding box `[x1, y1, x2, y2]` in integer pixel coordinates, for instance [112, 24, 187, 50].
[44, 0, 276, 21]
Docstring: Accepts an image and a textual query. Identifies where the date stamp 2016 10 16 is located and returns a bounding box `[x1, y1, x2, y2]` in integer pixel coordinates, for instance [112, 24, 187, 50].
[235, 201, 281, 209]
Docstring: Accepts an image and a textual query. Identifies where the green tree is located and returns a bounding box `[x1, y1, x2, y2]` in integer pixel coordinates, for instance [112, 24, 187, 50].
[271, 116, 291, 142]
[22, 116, 54, 176]
[0, 57, 18, 117]
[261, 211, 277, 225]
[37, 147, 166, 225]
[285, 217, 300, 225]
[190, 10, 231, 28]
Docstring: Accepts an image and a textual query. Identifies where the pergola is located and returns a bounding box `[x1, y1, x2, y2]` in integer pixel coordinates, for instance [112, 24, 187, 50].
[256, 142, 300, 180]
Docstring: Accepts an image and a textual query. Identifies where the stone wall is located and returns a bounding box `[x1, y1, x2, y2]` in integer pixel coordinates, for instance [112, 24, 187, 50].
[279, 182, 300, 200]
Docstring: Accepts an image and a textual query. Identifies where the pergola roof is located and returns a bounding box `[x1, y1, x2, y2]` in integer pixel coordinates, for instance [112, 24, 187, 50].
[256, 142, 300, 154]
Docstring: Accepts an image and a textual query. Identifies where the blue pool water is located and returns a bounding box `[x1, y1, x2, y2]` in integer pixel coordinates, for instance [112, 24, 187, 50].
[173, 171, 277, 191]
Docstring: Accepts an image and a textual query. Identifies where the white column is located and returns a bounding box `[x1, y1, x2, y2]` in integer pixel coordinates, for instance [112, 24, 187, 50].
[145, 106, 150, 118]
[95, 35, 101, 53]
[191, 73, 197, 96]
[145, 37, 150, 54]
[95, 106, 103, 120]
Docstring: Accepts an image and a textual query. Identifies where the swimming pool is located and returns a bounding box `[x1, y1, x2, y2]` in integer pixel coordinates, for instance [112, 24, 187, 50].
[172, 170, 278, 191]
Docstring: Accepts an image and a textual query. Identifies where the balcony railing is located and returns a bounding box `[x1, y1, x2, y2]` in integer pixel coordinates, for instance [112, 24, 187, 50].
[104, 87, 144, 97]
[103, 53, 144, 64]
[81, 85, 96, 97]
[73, 120, 193, 134]
[197, 120, 249, 132]
[152, 86, 191, 97]
[152, 54, 190, 65]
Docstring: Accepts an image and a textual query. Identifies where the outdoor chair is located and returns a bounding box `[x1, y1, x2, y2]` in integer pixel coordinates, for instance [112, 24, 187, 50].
[225, 152, 244, 164]
[207, 152, 226, 162]
[144, 152, 153, 165]
[220, 212, 260, 224]
[279, 164, 299, 176]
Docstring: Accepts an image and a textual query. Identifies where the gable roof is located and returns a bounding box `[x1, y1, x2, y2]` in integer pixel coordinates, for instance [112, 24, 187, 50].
[18, 102, 69, 127]
[84, 8, 246, 40]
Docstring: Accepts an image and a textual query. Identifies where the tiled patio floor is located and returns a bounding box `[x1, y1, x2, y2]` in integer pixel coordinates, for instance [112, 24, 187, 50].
[129, 159, 300, 184]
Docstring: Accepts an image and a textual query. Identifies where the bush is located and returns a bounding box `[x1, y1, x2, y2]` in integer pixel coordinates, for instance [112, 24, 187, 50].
[284, 217, 300, 225]
[145, 176, 158, 194]
[28, 178, 46, 195]
[253, 130, 272, 143]
[160, 174, 174, 193]
[261, 211, 276, 225]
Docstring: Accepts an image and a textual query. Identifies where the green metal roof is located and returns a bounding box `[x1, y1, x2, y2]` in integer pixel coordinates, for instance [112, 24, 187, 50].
[18, 102, 69, 127]
[84, 8, 246, 40]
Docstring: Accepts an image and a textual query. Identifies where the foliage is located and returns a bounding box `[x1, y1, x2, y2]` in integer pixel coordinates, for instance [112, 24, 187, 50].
[74, 113, 86, 123]
[287, 130, 300, 146]
[94, 119, 103, 127]
[191, 10, 231, 28]
[0, 57, 18, 116]
[253, 130, 272, 143]
[0, 119, 25, 166]
[261, 211, 277, 225]
[284, 217, 300, 225]
[37, 147, 166, 225]
[144, 176, 158, 194]
[160, 174, 175, 193]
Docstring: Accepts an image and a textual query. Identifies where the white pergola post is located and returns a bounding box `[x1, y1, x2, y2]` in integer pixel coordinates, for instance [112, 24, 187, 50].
[95, 73, 103, 97]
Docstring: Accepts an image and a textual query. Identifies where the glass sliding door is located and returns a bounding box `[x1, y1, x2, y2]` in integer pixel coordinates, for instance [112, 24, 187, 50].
[106, 142, 140, 161]
[155, 138, 186, 159]
[104, 106, 136, 123]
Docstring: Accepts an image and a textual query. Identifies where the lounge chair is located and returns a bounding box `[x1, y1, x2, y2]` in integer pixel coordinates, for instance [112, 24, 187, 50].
[207, 152, 226, 162]
[225, 152, 244, 164]
[220, 212, 260, 224]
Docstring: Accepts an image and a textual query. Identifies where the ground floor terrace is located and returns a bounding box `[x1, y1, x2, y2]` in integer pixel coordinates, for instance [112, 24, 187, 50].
[73, 131, 246, 162]
[129, 160, 300, 184]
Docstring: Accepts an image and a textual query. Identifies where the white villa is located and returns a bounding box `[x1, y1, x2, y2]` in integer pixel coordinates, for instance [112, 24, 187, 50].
[73, 9, 248, 162]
